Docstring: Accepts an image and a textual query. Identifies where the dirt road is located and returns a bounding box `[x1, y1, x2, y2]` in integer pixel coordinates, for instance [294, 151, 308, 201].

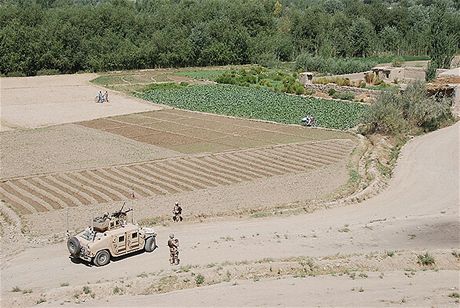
[1, 123, 459, 306]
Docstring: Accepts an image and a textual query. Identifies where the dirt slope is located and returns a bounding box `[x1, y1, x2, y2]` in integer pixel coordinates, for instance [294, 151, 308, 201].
[1, 123, 459, 307]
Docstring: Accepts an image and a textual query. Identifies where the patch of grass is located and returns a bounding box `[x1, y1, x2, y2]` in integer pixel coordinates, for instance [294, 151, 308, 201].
[250, 211, 272, 218]
[137, 272, 149, 278]
[195, 274, 205, 286]
[113, 286, 123, 295]
[91, 75, 126, 86]
[417, 252, 435, 266]
[175, 70, 228, 81]
[22, 289, 32, 294]
[36, 298, 46, 305]
[448, 292, 460, 298]
[178, 265, 192, 273]
[11, 286, 21, 292]
[338, 226, 351, 233]
[358, 273, 368, 278]
[60, 282, 69, 287]
[386, 251, 395, 257]
[220, 236, 234, 242]
[138, 216, 165, 226]
[82, 286, 91, 294]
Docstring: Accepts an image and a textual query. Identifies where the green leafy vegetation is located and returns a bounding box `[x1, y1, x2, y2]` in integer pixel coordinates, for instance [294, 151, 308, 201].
[296, 55, 381, 75]
[195, 274, 205, 286]
[360, 81, 453, 136]
[417, 252, 435, 266]
[139, 84, 367, 130]
[0, 1, 456, 76]
[426, 1, 458, 80]
[216, 66, 305, 95]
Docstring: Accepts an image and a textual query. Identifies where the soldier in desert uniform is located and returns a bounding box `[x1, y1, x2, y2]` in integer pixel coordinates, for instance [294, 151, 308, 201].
[172, 202, 183, 222]
[167, 234, 180, 265]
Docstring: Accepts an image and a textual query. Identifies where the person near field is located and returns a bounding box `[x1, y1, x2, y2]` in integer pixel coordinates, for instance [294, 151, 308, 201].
[172, 202, 183, 222]
[168, 234, 179, 265]
[104, 91, 109, 103]
[97, 91, 103, 103]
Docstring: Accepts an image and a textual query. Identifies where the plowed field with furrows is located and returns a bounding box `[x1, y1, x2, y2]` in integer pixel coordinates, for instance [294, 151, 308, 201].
[0, 140, 354, 215]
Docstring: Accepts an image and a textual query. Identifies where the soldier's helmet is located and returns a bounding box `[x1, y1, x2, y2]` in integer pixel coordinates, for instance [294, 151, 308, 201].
[169, 233, 174, 239]
[175, 202, 179, 206]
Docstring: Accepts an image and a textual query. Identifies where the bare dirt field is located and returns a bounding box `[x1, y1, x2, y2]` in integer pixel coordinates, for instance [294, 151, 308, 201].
[0, 124, 180, 179]
[78, 109, 353, 153]
[0, 74, 163, 131]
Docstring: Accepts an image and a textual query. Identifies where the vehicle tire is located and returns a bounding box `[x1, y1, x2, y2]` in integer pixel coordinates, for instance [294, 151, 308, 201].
[94, 250, 110, 267]
[144, 236, 157, 252]
[67, 237, 81, 257]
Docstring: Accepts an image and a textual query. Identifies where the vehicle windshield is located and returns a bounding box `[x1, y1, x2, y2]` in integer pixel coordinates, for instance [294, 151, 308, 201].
[80, 228, 95, 241]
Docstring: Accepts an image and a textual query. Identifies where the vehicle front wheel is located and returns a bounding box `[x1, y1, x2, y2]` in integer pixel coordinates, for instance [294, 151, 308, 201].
[67, 237, 81, 257]
[94, 250, 110, 267]
[144, 236, 157, 252]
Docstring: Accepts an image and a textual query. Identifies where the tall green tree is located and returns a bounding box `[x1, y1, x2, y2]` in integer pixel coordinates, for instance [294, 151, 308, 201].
[426, 0, 458, 79]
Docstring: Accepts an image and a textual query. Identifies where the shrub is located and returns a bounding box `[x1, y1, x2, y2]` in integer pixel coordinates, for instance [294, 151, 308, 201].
[37, 69, 60, 76]
[417, 252, 435, 266]
[392, 57, 404, 67]
[6, 71, 26, 77]
[333, 91, 355, 101]
[314, 76, 350, 86]
[361, 81, 452, 135]
[83, 286, 91, 294]
[295, 54, 379, 75]
[195, 274, 205, 285]
[364, 72, 375, 84]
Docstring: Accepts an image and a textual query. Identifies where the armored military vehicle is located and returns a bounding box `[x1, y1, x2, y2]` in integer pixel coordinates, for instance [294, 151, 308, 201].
[67, 205, 157, 266]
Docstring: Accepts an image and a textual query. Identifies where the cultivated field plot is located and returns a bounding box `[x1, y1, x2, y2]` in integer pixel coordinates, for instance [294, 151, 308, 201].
[0, 139, 355, 215]
[78, 109, 354, 154]
[0, 74, 161, 131]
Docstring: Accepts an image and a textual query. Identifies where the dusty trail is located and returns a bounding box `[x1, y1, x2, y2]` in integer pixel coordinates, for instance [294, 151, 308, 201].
[1, 123, 459, 306]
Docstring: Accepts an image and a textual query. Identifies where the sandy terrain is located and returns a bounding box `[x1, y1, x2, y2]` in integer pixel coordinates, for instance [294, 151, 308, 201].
[0, 74, 162, 131]
[92, 271, 458, 307]
[1, 121, 458, 307]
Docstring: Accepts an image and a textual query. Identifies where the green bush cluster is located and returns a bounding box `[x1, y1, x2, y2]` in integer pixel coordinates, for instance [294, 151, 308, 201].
[314, 77, 351, 86]
[361, 81, 453, 135]
[216, 67, 304, 95]
[328, 90, 355, 101]
[295, 55, 380, 75]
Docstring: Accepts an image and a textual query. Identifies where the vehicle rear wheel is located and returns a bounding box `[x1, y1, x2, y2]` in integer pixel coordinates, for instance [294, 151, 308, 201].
[94, 250, 110, 266]
[144, 236, 157, 252]
[67, 237, 81, 256]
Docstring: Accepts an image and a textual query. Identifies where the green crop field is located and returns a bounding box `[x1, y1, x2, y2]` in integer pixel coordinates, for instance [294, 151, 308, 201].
[138, 84, 367, 130]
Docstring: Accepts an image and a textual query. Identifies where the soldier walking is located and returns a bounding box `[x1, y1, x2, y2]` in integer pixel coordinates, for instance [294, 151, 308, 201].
[172, 202, 183, 222]
[167, 234, 179, 265]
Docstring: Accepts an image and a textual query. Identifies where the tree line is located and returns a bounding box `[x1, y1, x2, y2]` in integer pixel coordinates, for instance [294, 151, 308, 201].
[0, 0, 458, 76]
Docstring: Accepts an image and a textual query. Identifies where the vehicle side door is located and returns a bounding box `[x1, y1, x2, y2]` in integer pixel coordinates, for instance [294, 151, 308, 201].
[114, 234, 126, 255]
[127, 230, 140, 252]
